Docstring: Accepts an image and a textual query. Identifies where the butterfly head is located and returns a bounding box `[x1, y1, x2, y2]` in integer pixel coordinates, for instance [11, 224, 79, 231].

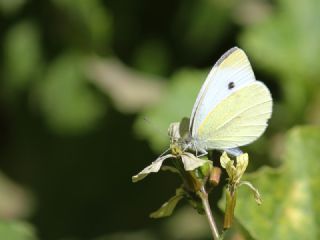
[168, 118, 193, 156]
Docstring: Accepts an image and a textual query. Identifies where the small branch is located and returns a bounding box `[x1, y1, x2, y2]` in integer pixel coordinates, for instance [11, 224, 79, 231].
[199, 186, 220, 240]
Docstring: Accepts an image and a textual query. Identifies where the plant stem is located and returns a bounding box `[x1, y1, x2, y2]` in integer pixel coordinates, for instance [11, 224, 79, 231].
[199, 186, 220, 240]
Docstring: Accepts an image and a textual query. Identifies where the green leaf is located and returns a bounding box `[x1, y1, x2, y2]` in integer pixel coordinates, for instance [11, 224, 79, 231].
[3, 21, 42, 95]
[0, 0, 26, 15]
[132, 39, 171, 75]
[0, 221, 38, 240]
[52, 0, 112, 50]
[221, 126, 320, 239]
[132, 154, 174, 183]
[180, 152, 209, 171]
[150, 188, 184, 218]
[36, 53, 105, 134]
[174, 0, 233, 62]
[220, 151, 231, 169]
[241, 0, 320, 81]
[239, 181, 262, 205]
[235, 153, 249, 181]
[161, 166, 180, 174]
[220, 152, 249, 185]
[134, 69, 205, 152]
[240, 0, 320, 124]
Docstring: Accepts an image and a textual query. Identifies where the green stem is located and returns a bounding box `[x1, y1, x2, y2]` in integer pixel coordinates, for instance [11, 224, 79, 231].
[199, 186, 220, 240]
[223, 189, 237, 229]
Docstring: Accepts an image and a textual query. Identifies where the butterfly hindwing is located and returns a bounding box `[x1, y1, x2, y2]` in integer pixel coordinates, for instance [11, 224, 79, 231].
[196, 81, 272, 149]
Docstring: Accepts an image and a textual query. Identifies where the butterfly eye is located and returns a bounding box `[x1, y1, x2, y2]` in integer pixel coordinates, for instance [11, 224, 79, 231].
[228, 82, 235, 89]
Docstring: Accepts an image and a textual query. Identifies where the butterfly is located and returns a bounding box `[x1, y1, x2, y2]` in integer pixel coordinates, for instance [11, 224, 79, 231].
[132, 47, 273, 182]
[177, 47, 273, 157]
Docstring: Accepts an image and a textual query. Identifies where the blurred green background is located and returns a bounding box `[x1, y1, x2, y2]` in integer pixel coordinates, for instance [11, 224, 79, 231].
[0, 0, 320, 239]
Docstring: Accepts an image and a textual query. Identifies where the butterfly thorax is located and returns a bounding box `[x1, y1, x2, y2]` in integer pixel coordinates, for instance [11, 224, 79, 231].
[168, 120, 208, 156]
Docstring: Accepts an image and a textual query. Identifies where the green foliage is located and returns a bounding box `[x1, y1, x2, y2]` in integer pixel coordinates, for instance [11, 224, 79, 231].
[150, 188, 184, 218]
[36, 53, 105, 134]
[52, 0, 112, 51]
[134, 69, 205, 152]
[132, 39, 171, 75]
[1, 0, 320, 239]
[174, 0, 233, 61]
[241, 0, 320, 125]
[224, 126, 320, 239]
[3, 21, 42, 96]
[0, 221, 38, 240]
[0, 0, 26, 15]
[132, 154, 174, 183]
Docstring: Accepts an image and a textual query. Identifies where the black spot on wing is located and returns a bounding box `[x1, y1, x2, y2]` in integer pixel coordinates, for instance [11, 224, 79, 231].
[228, 81, 235, 89]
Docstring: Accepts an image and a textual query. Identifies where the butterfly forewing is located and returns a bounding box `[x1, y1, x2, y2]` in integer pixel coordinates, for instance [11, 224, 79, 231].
[190, 47, 256, 137]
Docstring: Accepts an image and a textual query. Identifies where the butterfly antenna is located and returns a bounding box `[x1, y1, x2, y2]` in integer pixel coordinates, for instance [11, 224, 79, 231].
[158, 147, 171, 157]
[143, 117, 171, 156]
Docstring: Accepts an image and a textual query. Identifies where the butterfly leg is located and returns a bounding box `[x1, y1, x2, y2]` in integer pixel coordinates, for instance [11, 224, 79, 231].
[196, 148, 208, 158]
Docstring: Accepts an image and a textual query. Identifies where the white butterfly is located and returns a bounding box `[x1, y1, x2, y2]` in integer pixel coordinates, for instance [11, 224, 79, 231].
[179, 47, 273, 156]
[132, 47, 273, 182]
